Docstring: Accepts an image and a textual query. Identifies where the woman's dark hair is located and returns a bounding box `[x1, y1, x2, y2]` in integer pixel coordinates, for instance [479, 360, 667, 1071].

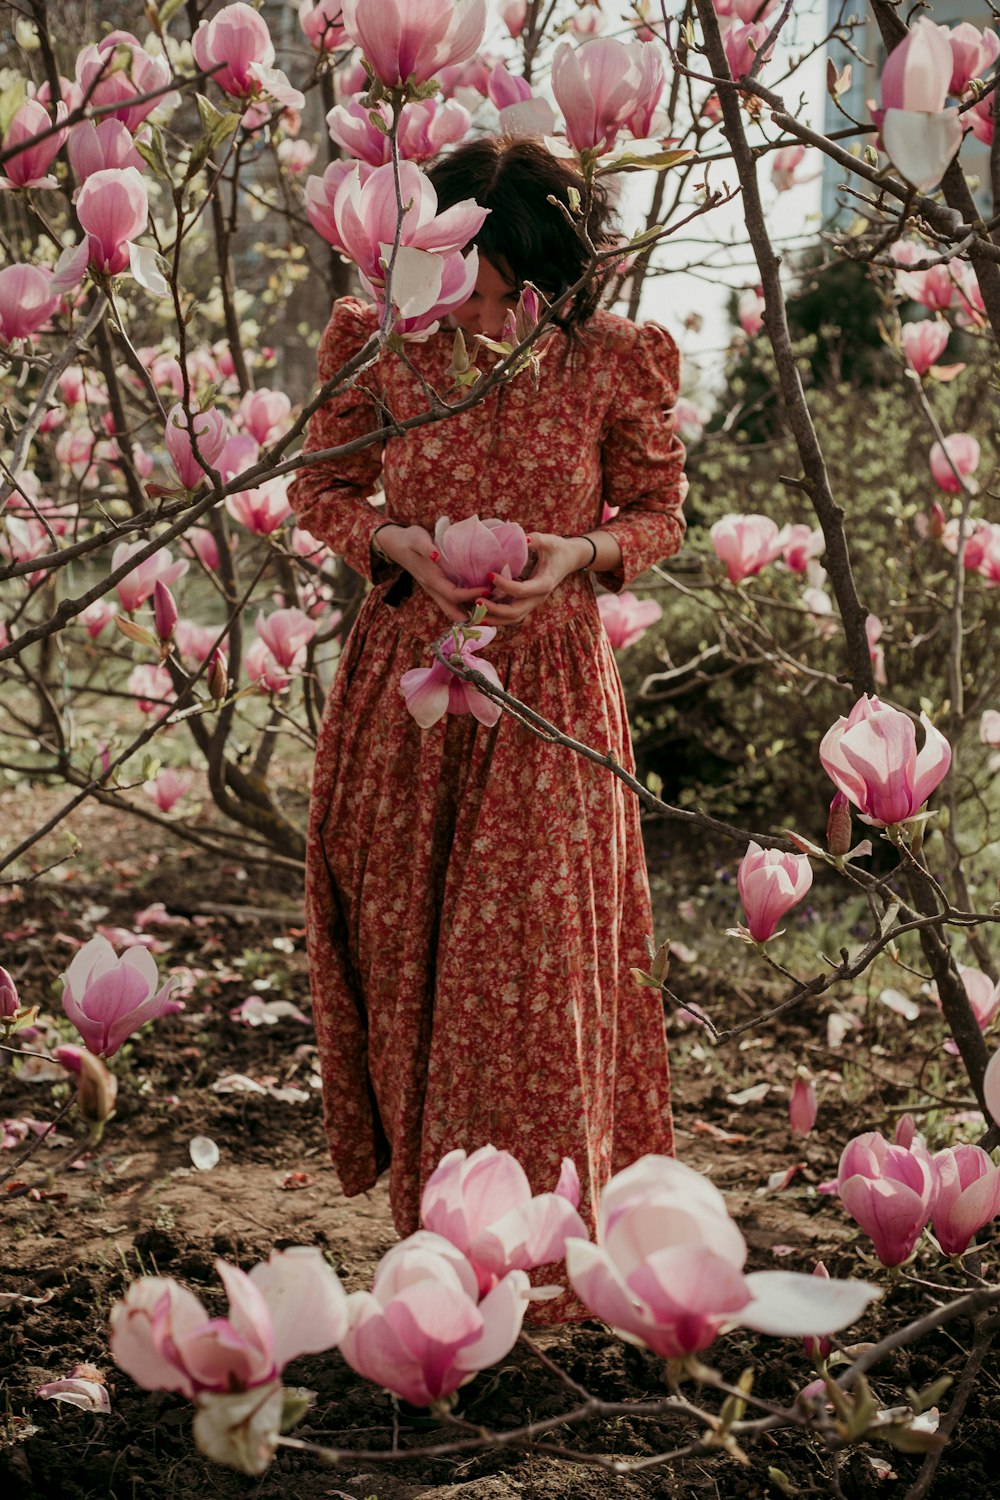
[426, 136, 617, 330]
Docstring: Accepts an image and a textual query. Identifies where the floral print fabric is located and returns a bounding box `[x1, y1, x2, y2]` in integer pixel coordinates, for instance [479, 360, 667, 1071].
[289, 299, 687, 1318]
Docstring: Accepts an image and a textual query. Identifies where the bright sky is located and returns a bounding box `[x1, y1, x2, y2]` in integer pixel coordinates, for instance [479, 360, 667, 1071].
[630, 2, 829, 396]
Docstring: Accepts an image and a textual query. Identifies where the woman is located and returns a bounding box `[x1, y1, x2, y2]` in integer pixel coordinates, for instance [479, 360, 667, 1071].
[289, 138, 687, 1309]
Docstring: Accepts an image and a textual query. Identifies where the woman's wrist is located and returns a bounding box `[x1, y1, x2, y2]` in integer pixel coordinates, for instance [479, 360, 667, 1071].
[571, 534, 598, 571]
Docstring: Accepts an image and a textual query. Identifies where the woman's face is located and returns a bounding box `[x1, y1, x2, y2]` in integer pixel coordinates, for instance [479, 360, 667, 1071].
[449, 255, 520, 340]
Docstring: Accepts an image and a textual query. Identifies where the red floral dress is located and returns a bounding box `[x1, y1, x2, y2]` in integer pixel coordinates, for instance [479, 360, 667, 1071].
[289, 299, 687, 1312]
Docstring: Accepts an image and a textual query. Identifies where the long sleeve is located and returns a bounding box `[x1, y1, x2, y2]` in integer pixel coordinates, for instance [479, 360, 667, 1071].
[595, 320, 688, 592]
[288, 296, 392, 583]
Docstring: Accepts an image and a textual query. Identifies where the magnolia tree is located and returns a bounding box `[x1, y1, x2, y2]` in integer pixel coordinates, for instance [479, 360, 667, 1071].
[2, 0, 1000, 1487]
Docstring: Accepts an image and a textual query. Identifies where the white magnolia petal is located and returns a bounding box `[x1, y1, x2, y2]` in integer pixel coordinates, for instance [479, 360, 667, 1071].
[882, 108, 962, 192]
[740, 1270, 881, 1336]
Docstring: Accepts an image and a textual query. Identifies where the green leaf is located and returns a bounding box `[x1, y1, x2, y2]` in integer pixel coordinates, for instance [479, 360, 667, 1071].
[159, 0, 187, 27]
[134, 125, 172, 183]
[367, 110, 390, 135]
[597, 149, 695, 176]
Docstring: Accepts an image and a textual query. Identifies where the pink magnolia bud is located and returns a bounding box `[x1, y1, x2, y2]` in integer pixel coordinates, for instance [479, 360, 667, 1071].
[901, 319, 949, 376]
[820, 694, 951, 828]
[208, 650, 229, 702]
[0, 98, 68, 189]
[55, 1043, 118, 1125]
[789, 1074, 818, 1136]
[0, 965, 19, 1020]
[929, 433, 980, 493]
[931, 1145, 1000, 1256]
[152, 580, 177, 645]
[737, 842, 813, 943]
[929, 501, 947, 539]
[803, 1263, 832, 1360]
[837, 1131, 937, 1266]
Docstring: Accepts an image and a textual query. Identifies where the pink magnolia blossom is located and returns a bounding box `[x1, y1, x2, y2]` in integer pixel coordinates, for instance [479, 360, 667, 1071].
[781, 523, 824, 573]
[245, 639, 291, 693]
[931, 1146, 1000, 1256]
[820, 694, 951, 828]
[713, 0, 779, 19]
[437, 54, 493, 101]
[487, 62, 532, 110]
[182, 527, 222, 572]
[218, 431, 260, 483]
[944, 966, 1000, 1031]
[339, 1231, 530, 1405]
[941, 21, 999, 95]
[193, 3, 303, 109]
[174, 620, 223, 667]
[967, 523, 1000, 584]
[985, 1049, 1000, 1129]
[305, 158, 372, 252]
[111, 541, 188, 612]
[737, 842, 813, 942]
[902, 319, 949, 375]
[237, 389, 292, 445]
[340, 0, 488, 89]
[67, 119, 144, 182]
[710, 513, 784, 583]
[401, 626, 503, 728]
[770, 143, 813, 191]
[929, 433, 980, 493]
[894, 252, 961, 310]
[737, 286, 765, 336]
[432, 514, 528, 589]
[255, 607, 317, 669]
[571, 5, 602, 35]
[165, 404, 228, 489]
[875, 19, 962, 190]
[838, 1131, 938, 1266]
[74, 32, 172, 133]
[723, 22, 774, 81]
[333, 158, 487, 287]
[865, 613, 887, 687]
[980, 709, 1000, 746]
[551, 37, 649, 155]
[597, 591, 662, 649]
[276, 138, 317, 175]
[143, 768, 192, 813]
[299, 0, 349, 51]
[127, 663, 175, 718]
[0, 965, 19, 1020]
[328, 97, 471, 165]
[624, 42, 666, 138]
[0, 265, 59, 344]
[566, 1155, 880, 1358]
[225, 479, 292, 535]
[789, 1075, 818, 1135]
[0, 98, 68, 189]
[499, 0, 527, 37]
[968, 91, 995, 147]
[421, 1146, 587, 1295]
[77, 167, 149, 276]
[61, 934, 179, 1057]
[111, 1248, 346, 1473]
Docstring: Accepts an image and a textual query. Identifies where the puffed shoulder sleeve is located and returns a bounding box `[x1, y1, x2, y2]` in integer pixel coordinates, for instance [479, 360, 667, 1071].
[595, 320, 688, 592]
[287, 296, 392, 583]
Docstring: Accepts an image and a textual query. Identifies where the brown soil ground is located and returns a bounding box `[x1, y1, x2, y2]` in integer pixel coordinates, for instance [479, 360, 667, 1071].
[1, 793, 997, 1499]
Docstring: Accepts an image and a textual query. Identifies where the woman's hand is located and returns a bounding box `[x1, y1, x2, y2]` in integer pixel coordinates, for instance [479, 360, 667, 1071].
[375, 524, 483, 623]
[478, 533, 596, 626]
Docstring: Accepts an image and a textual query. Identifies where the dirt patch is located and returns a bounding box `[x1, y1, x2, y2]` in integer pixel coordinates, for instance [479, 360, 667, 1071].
[1, 794, 996, 1498]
